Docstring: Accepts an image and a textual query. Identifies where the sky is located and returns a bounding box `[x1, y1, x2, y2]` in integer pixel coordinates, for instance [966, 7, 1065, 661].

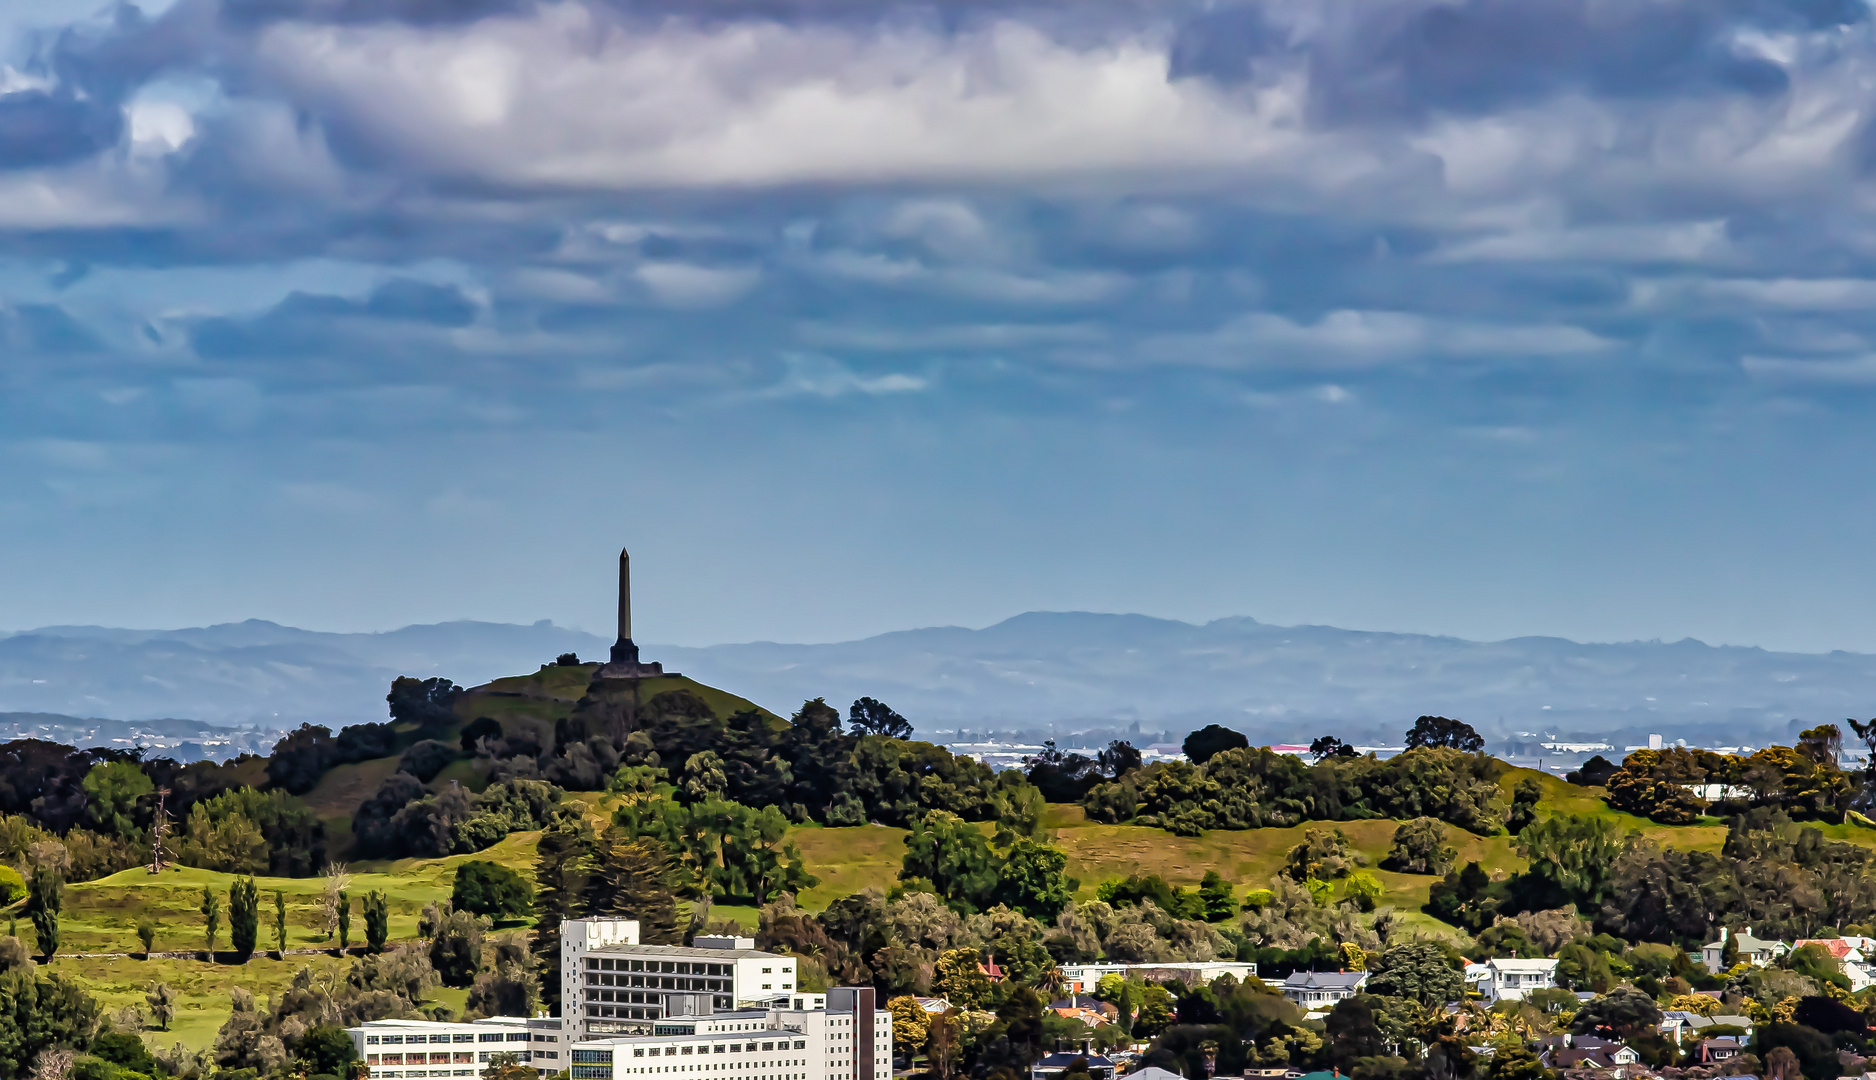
[9, 0, 1876, 653]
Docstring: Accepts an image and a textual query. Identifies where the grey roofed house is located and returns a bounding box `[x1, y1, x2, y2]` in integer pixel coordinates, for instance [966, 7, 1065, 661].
[1279, 971, 1369, 1006]
[1702, 927, 1789, 973]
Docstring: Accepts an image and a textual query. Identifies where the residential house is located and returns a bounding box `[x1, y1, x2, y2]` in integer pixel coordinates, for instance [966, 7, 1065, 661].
[1028, 1052, 1115, 1080]
[1538, 1034, 1640, 1071]
[1478, 958, 1561, 1003]
[1793, 939, 1876, 991]
[1279, 971, 1369, 1008]
[1048, 997, 1116, 1028]
[980, 956, 1006, 984]
[1659, 1011, 1754, 1043]
[1702, 927, 1789, 974]
[1699, 1037, 1747, 1063]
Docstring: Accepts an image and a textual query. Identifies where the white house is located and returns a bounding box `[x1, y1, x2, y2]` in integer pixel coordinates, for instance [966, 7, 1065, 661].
[1059, 961, 1259, 994]
[1478, 959, 1560, 1003]
[1279, 971, 1368, 1007]
[1701, 928, 1788, 974]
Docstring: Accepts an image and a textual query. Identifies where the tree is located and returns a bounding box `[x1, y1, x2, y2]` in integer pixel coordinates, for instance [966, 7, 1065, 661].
[1198, 870, 1236, 921]
[200, 886, 221, 955]
[1405, 716, 1484, 753]
[1367, 941, 1464, 1009]
[1515, 814, 1625, 909]
[321, 861, 352, 940]
[888, 996, 931, 1056]
[531, 816, 594, 1017]
[362, 890, 389, 952]
[273, 889, 286, 955]
[849, 698, 914, 740]
[1323, 996, 1390, 1068]
[297, 1024, 358, 1076]
[1098, 741, 1143, 779]
[429, 904, 490, 987]
[1182, 725, 1250, 765]
[1283, 827, 1359, 881]
[1309, 736, 1357, 762]
[934, 948, 991, 1008]
[995, 838, 1076, 921]
[81, 761, 152, 842]
[25, 861, 61, 962]
[1506, 777, 1542, 834]
[398, 739, 458, 783]
[136, 919, 156, 955]
[338, 891, 352, 951]
[1384, 817, 1455, 874]
[584, 832, 682, 944]
[228, 876, 259, 959]
[461, 716, 503, 752]
[927, 1010, 959, 1080]
[554, 653, 582, 667]
[1571, 987, 1662, 1038]
[453, 861, 536, 922]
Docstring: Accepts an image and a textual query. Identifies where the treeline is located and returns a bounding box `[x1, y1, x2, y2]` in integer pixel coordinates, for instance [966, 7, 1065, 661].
[1425, 807, 1876, 944]
[1077, 746, 1509, 836]
[1589, 725, 1856, 823]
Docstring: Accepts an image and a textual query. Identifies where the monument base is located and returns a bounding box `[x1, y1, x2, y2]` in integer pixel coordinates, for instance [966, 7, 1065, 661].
[599, 637, 670, 679]
[596, 661, 672, 679]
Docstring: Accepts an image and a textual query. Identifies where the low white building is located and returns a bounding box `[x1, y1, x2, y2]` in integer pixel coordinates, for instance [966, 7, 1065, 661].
[1059, 961, 1260, 994]
[1477, 959, 1560, 1003]
[350, 1017, 535, 1079]
[1278, 971, 1368, 1008]
[567, 988, 891, 1080]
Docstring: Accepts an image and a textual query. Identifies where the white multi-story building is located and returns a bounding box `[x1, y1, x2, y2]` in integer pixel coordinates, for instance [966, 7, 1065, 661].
[349, 1017, 536, 1079]
[563, 921, 824, 1043]
[567, 988, 891, 1080]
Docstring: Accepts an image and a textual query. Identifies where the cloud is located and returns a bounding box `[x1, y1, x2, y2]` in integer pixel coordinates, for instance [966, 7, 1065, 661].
[634, 262, 761, 307]
[768, 353, 930, 397]
[1141, 310, 1616, 368]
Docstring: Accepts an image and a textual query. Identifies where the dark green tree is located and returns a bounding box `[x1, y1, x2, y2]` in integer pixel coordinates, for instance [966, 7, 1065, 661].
[297, 1025, 358, 1075]
[1506, 777, 1543, 834]
[429, 905, 488, 987]
[1515, 813, 1626, 909]
[200, 887, 221, 956]
[531, 816, 595, 1016]
[1366, 941, 1464, 1008]
[848, 698, 914, 740]
[1182, 724, 1249, 765]
[25, 862, 61, 961]
[362, 890, 389, 952]
[453, 861, 536, 921]
[584, 832, 682, 944]
[1198, 870, 1236, 921]
[1404, 716, 1484, 753]
[273, 889, 287, 955]
[82, 761, 153, 841]
[229, 877, 259, 959]
[1384, 817, 1455, 875]
[338, 890, 352, 951]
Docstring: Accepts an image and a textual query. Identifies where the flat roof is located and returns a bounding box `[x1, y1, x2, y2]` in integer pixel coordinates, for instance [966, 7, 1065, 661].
[588, 944, 781, 960]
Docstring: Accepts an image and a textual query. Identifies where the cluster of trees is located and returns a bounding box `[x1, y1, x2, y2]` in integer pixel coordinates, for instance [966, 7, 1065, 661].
[1423, 807, 1876, 945]
[352, 776, 563, 860]
[1079, 745, 1508, 837]
[1598, 727, 1855, 823]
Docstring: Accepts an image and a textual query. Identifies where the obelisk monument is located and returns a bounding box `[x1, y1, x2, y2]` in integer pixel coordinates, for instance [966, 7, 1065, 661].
[600, 546, 666, 678]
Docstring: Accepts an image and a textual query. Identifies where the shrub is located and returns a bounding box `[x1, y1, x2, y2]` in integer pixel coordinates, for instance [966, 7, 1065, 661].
[451, 862, 535, 922]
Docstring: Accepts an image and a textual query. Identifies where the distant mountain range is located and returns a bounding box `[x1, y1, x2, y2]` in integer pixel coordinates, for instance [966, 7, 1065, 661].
[3, 614, 1872, 745]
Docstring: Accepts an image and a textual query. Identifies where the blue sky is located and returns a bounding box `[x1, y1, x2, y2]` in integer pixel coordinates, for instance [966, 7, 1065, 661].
[8, 0, 1876, 653]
